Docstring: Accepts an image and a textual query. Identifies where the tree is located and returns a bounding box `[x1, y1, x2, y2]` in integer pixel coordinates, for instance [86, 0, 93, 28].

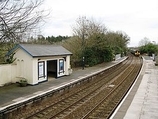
[105, 31, 130, 55]
[0, 0, 47, 63]
[72, 16, 107, 46]
[72, 16, 89, 40]
[45, 35, 70, 43]
[139, 42, 158, 56]
[62, 36, 83, 67]
[138, 37, 150, 46]
[70, 16, 130, 67]
[72, 16, 108, 67]
[0, 0, 46, 43]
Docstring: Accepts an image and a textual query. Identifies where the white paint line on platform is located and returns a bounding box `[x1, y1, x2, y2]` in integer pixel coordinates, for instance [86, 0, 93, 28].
[12, 97, 25, 102]
[33, 91, 45, 95]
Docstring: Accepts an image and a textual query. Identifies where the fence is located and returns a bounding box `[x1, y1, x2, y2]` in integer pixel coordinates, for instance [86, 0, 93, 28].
[0, 64, 17, 86]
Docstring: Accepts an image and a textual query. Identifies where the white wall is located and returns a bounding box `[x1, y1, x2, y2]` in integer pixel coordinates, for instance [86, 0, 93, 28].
[32, 58, 39, 85]
[0, 64, 16, 86]
[14, 49, 34, 84]
[65, 55, 71, 75]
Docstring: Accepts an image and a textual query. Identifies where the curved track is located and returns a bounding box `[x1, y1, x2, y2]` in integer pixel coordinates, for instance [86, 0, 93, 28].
[81, 56, 142, 119]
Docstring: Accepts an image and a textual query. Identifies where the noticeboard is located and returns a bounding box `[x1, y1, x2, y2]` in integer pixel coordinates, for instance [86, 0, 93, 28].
[59, 59, 64, 74]
[38, 61, 45, 78]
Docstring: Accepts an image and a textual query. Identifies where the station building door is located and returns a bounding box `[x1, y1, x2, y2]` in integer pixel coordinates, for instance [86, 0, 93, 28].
[47, 60, 57, 79]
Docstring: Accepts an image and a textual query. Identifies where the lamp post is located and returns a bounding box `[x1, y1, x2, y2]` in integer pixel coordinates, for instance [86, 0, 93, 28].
[152, 41, 156, 61]
[82, 33, 85, 70]
[82, 56, 85, 70]
[81, 17, 88, 70]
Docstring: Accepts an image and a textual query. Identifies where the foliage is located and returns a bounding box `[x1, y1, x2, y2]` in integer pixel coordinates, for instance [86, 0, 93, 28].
[84, 45, 114, 66]
[19, 77, 27, 87]
[0, 43, 15, 63]
[105, 31, 129, 55]
[72, 16, 107, 40]
[139, 42, 158, 56]
[84, 47, 98, 66]
[19, 78, 27, 83]
[61, 36, 83, 67]
[25, 35, 71, 44]
[45, 35, 71, 43]
[69, 16, 130, 67]
[138, 37, 150, 46]
[5, 53, 16, 64]
[112, 46, 122, 54]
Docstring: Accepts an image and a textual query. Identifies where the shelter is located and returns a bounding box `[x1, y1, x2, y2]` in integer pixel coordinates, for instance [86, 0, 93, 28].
[7, 44, 72, 85]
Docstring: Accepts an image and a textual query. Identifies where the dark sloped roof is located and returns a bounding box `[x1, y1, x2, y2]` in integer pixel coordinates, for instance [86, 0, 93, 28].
[7, 44, 72, 57]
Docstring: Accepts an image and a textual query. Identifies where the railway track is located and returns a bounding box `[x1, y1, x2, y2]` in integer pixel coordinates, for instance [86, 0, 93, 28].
[10, 56, 142, 119]
[81, 56, 142, 119]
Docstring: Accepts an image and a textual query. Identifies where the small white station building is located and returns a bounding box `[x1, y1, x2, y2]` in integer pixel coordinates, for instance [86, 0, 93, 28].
[7, 44, 72, 85]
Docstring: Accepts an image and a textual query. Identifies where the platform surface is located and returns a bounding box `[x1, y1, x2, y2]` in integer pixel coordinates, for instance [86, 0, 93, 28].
[112, 56, 158, 119]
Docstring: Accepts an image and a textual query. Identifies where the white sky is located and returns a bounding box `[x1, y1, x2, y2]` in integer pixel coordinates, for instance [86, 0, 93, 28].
[41, 0, 158, 47]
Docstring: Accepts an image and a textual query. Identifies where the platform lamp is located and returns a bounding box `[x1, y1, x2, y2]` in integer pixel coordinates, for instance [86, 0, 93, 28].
[81, 17, 88, 70]
[152, 41, 156, 61]
[82, 33, 85, 70]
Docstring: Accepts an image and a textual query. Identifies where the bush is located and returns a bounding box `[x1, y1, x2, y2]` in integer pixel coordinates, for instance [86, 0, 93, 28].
[84, 46, 114, 66]
[19, 78, 28, 87]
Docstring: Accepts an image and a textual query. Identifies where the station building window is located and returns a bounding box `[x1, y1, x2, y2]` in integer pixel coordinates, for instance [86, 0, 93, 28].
[59, 59, 64, 74]
[38, 61, 45, 79]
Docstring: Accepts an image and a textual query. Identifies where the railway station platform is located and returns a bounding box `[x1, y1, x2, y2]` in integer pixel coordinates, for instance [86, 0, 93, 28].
[0, 57, 126, 110]
[112, 56, 158, 119]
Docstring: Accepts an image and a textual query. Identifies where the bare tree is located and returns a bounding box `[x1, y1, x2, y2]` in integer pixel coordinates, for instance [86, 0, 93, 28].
[72, 16, 107, 48]
[72, 16, 108, 69]
[72, 16, 107, 39]
[138, 37, 150, 46]
[0, 0, 46, 43]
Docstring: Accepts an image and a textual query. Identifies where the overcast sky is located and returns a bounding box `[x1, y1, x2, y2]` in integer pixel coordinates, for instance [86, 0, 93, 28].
[41, 0, 158, 47]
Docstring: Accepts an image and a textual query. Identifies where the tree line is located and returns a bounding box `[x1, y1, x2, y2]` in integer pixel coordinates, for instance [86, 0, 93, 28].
[138, 37, 158, 56]
[25, 35, 71, 44]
